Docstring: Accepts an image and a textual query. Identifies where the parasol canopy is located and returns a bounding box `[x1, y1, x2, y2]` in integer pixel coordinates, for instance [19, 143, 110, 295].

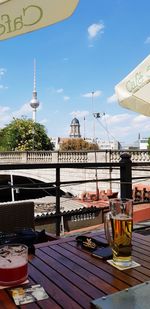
[0, 0, 79, 40]
[115, 54, 150, 116]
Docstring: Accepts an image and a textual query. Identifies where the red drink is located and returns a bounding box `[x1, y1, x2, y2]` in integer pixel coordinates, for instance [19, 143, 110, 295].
[0, 244, 28, 286]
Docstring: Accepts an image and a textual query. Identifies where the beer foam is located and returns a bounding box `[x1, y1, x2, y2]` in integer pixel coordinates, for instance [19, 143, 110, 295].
[112, 214, 132, 220]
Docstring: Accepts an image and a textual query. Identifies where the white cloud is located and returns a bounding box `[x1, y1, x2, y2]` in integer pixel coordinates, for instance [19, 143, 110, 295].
[97, 112, 150, 144]
[132, 114, 148, 124]
[111, 126, 131, 140]
[12, 103, 32, 118]
[0, 84, 8, 90]
[56, 108, 150, 145]
[56, 88, 64, 93]
[71, 110, 89, 118]
[63, 57, 69, 62]
[53, 110, 59, 114]
[0, 105, 11, 127]
[88, 22, 104, 39]
[0, 68, 7, 78]
[0, 107, 10, 115]
[0, 106, 10, 113]
[82, 90, 102, 98]
[107, 94, 117, 103]
[0, 102, 43, 129]
[0, 68, 8, 90]
[88, 44, 94, 48]
[108, 113, 131, 124]
[144, 37, 150, 44]
[40, 118, 48, 125]
[89, 113, 132, 144]
[63, 96, 70, 101]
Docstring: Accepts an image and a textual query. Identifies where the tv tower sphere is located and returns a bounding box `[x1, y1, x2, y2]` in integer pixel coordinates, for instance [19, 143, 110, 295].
[30, 59, 40, 122]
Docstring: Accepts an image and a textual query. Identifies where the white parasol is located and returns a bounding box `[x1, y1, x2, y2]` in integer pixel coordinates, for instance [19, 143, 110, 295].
[115, 54, 150, 116]
[0, 0, 79, 40]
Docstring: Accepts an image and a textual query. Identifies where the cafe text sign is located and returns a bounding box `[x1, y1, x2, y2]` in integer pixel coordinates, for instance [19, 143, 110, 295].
[115, 55, 150, 117]
[125, 61, 150, 94]
[0, 0, 79, 40]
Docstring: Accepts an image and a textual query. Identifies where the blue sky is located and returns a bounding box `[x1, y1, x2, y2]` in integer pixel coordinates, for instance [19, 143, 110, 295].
[0, 0, 150, 147]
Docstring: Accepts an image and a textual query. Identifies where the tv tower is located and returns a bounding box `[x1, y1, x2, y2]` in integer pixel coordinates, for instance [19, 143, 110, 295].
[29, 59, 40, 122]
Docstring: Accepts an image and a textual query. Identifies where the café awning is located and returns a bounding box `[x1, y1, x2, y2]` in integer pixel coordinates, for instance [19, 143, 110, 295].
[0, 0, 79, 40]
[115, 54, 150, 116]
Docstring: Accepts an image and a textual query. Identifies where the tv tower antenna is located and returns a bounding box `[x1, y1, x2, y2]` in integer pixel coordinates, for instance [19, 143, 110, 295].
[29, 59, 40, 122]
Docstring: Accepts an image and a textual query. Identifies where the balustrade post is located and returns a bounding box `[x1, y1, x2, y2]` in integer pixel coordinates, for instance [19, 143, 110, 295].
[52, 151, 59, 163]
[56, 167, 61, 236]
[120, 153, 132, 199]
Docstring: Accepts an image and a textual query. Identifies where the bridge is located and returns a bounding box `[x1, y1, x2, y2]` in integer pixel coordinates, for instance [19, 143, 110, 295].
[0, 150, 149, 236]
[0, 150, 149, 199]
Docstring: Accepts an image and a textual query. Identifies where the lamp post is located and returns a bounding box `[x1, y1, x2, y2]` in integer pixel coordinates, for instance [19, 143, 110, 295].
[10, 174, 15, 202]
[92, 109, 106, 200]
[91, 92, 99, 200]
[91, 91, 96, 142]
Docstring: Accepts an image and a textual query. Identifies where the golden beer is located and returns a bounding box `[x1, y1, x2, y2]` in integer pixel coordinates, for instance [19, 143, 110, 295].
[105, 198, 133, 267]
[110, 214, 133, 266]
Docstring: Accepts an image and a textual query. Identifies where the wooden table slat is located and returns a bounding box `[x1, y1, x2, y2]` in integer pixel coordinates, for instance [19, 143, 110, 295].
[0, 232, 150, 308]
[36, 248, 105, 299]
[58, 241, 141, 286]
[29, 260, 87, 309]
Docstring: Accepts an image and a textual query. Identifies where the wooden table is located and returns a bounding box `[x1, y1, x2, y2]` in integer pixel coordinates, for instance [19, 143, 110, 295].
[0, 231, 150, 308]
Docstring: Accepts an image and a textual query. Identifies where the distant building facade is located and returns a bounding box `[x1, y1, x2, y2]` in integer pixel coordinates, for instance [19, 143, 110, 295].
[51, 117, 121, 150]
[69, 118, 81, 138]
[51, 137, 60, 150]
[97, 139, 121, 150]
[139, 137, 149, 150]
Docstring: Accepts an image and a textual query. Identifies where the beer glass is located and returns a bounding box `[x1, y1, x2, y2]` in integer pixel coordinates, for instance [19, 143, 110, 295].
[104, 198, 133, 267]
[0, 244, 28, 286]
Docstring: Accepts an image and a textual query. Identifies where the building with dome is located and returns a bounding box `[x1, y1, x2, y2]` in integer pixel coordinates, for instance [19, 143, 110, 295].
[69, 117, 81, 138]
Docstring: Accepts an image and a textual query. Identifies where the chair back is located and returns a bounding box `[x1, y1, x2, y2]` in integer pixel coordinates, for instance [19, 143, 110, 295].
[0, 201, 35, 233]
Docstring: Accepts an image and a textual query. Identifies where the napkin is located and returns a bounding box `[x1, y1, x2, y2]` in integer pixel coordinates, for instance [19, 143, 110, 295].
[107, 259, 140, 270]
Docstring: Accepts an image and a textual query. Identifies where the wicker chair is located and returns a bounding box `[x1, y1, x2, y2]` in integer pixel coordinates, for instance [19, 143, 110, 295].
[0, 201, 35, 233]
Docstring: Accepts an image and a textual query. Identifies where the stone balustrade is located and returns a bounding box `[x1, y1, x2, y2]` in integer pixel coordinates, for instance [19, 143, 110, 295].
[0, 150, 149, 200]
[0, 150, 149, 163]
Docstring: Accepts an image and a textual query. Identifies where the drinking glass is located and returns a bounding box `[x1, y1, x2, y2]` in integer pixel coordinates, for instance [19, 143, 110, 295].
[0, 244, 28, 286]
[104, 198, 133, 267]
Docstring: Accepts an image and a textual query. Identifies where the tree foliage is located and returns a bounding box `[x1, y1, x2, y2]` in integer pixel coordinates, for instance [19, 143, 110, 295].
[0, 118, 54, 151]
[148, 138, 150, 150]
[59, 138, 99, 151]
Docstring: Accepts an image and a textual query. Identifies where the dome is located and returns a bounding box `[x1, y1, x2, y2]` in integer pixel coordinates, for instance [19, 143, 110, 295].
[71, 117, 79, 125]
[30, 98, 40, 109]
[69, 117, 81, 138]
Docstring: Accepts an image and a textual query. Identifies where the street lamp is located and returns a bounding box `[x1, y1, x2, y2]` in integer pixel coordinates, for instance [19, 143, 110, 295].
[93, 112, 105, 119]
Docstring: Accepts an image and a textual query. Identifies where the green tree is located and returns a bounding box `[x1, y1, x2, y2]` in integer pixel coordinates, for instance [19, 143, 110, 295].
[148, 138, 150, 150]
[0, 118, 54, 151]
[59, 138, 99, 151]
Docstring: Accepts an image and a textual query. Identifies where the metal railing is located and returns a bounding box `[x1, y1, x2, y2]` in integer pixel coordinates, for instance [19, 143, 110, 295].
[0, 152, 150, 235]
[0, 153, 137, 235]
